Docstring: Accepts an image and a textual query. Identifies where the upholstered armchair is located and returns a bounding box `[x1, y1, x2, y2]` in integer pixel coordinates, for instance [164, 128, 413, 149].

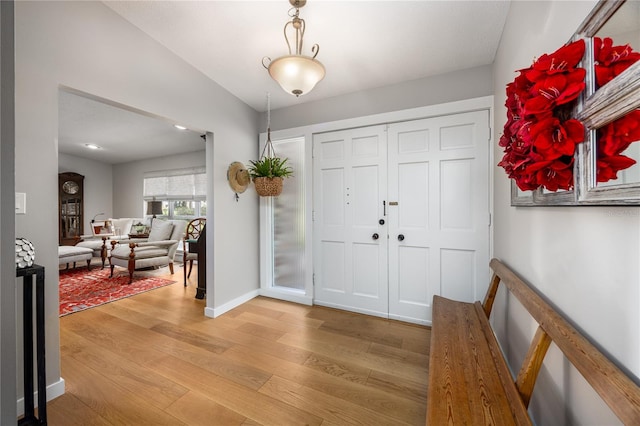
[183, 217, 206, 286]
[109, 219, 187, 284]
[75, 236, 110, 269]
[76, 217, 146, 268]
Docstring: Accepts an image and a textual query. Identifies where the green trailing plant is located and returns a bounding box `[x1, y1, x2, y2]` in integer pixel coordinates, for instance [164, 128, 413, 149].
[247, 157, 293, 179]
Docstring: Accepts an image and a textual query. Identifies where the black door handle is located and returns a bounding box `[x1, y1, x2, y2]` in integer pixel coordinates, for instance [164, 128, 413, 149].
[379, 219, 385, 225]
[372, 233, 379, 240]
[398, 234, 405, 241]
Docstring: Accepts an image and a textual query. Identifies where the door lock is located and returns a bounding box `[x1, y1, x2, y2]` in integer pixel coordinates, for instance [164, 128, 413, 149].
[372, 233, 379, 240]
[379, 219, 385, 225]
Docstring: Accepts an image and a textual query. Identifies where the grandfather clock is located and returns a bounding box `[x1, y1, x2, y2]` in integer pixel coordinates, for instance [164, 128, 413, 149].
[58, 172, 84, 245]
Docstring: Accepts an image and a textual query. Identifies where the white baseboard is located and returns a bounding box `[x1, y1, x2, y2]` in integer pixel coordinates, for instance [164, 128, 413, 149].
[204, 289, 260, 318]
[312, 301, 430, 326]
[201, 290, 429, 326]
[17, 377, 65, 416]
[313, 300, 389, 319]
[259, 288, 313, 306]
[388, 313, 431, 326]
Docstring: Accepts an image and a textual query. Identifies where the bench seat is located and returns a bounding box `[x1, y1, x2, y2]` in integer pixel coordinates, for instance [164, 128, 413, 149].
[428, 296, 531, 425]
[426, 258, 640, 425]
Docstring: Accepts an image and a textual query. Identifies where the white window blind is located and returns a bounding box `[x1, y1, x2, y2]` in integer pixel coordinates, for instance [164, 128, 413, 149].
[143, 167, 206, 201]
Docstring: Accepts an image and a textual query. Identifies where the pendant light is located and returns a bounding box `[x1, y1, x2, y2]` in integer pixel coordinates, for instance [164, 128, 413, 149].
[262, 0, 325, 97]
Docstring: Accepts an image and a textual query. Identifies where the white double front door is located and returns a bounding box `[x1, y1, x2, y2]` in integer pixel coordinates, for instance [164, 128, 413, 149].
[312, 110, 490, 324]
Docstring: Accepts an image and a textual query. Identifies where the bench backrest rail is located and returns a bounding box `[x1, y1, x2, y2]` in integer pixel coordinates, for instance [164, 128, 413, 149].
[484, 258, 640, 424]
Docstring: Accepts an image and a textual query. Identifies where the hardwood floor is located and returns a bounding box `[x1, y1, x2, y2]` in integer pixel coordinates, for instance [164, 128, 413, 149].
[49, 265, 430, 425]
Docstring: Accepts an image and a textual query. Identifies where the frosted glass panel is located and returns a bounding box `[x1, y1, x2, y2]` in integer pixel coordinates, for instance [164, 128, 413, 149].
[272, 137, 305, 290]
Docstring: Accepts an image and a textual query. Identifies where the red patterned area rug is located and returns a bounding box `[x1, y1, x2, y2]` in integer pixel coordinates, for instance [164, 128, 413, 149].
[59, 267, 175, 316]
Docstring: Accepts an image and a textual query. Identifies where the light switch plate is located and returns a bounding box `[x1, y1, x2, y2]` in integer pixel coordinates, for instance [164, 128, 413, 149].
[15, 192, 26, 214]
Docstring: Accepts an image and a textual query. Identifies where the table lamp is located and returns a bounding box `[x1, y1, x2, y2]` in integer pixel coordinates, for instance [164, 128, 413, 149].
[146, 200, 163, 224]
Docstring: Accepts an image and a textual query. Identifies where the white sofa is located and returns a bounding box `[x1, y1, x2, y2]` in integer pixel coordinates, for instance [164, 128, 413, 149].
[109, 219, 187, 284]
[108, 217, 149, 239]
[75, 218, 146, 268]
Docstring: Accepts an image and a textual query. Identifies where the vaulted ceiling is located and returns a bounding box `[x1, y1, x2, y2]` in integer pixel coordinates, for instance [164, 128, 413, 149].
[104, 0, 511, 111]
[59, 1, 511, 164]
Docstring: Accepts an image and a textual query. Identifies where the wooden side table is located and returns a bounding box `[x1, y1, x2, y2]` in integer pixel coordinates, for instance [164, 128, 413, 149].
[16, 264, 47, 425]
[127, 233, 149, 239]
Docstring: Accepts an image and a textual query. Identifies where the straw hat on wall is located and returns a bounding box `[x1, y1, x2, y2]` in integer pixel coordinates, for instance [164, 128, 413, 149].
[227, 161, 250, 194]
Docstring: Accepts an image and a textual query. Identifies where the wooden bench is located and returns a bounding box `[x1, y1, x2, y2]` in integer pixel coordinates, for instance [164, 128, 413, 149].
[427, 258, 640, 425]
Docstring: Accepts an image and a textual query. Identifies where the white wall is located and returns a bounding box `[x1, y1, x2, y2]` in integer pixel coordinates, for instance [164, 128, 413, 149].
[493, 1, 639, 424]
[112, 150, 206, 218]
[14, 0, 260, 406]
[268, 64, 493, 129]
[58, 152, 113, 233]
[0, 1, 16, 422]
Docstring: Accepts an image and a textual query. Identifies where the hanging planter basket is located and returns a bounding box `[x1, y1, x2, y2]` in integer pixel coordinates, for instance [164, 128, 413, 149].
[253, 176, 284, 197]
[248, 135, 293, 197]
[248, 93, 293, 197]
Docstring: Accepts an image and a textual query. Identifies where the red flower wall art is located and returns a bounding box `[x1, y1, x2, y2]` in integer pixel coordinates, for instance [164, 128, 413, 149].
[594, 37, 640, 183]
[499, 39, 586, 192]
[499, 37, 640, 191]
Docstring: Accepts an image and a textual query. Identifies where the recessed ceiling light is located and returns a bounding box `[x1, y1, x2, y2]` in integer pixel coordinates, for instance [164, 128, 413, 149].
[174, 124, 187, 130]
[84, 144, 101, 150]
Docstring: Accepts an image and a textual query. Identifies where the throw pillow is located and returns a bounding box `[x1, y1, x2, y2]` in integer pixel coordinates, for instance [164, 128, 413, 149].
[147, 220, 174, 242]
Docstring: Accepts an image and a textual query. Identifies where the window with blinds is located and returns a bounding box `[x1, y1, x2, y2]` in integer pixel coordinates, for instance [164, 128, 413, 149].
[143, 167, 206, 201]
[143, 167, 206, 220]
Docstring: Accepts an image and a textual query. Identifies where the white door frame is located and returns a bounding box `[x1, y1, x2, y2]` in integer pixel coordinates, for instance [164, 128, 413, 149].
[259, 96, 494, 312]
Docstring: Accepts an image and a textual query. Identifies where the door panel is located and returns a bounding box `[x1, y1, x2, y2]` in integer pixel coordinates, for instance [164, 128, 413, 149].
[313, 126, 388, 317]
[388, 110, 490, 323]
[353, 242, 382, 297]
[441, 158, 473, 230]
[388, 120, 433, 323]
[320, 169, 345, 231]
[313, 109, 490, 324]
[398, 162, 429, 227]
[440, 122, 476, 150]
[397, 246, 430, 304]
[353, 135, 380, 158]
[353, 165, 380, 227]
[440, 249, 476, 302]
[321, 241, 345, 292]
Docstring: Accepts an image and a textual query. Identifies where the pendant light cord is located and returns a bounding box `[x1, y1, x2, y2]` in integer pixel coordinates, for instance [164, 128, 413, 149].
[260, 92, 277, 160]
